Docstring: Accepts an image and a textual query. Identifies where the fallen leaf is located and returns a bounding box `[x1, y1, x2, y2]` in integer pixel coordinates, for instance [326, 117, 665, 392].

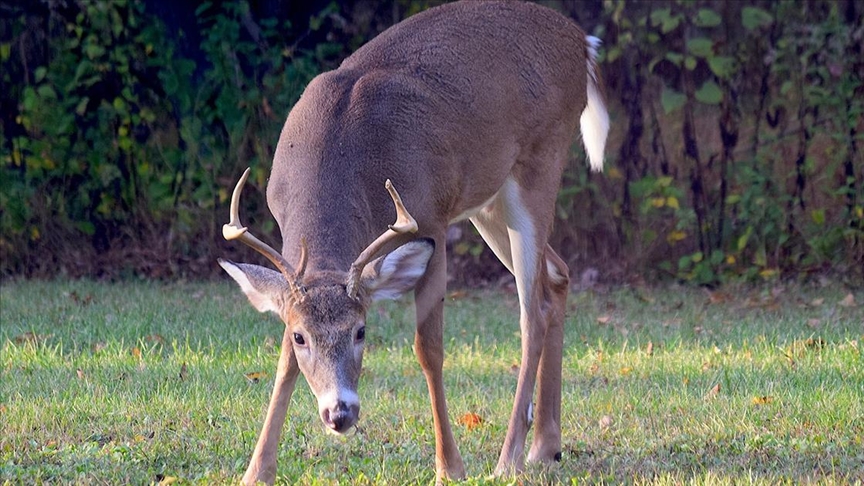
[599, 415, 613, 429]
[509, 362, 520, 375]
[158, 475, 178, 485]
[810, 298, 824, 307]
[144, 334, 165, 344]
[645, 341, 654, 356]
[131, 347, 142, 360]
[69, 291, 94, 306]
[751, 395, 773, 405]
[448, 290, 468, 300]
[706, 383, 721, 399]
[701, 361, 712, 371]
[706, 290, 730, 305]
[179, 362, 188, 381]
[596, 315, 612, 325]
[619, 366, 633, 376]
[458, 412, 483, 430]
[13, 332, 51, 344]
[807, 319, 820, 328]
[91, 341, 106, 353]
[76, 369, 86, 380]
[839, 293, 857, 308]
[245, 371, 268, 383]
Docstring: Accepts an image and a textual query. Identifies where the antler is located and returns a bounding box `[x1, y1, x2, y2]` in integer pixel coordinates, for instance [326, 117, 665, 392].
[223, 168, 308, 291]
[346, 179, 418, 299]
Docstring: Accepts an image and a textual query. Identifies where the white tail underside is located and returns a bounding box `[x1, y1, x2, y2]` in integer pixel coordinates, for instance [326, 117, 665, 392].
[580, 35, 609, 172]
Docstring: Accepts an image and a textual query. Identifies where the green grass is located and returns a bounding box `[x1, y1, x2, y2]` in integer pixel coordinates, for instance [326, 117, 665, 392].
[1, 280, 862, 485]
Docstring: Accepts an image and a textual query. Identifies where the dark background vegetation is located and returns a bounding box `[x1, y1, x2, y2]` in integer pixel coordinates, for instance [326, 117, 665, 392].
[1, 0, 862, 286]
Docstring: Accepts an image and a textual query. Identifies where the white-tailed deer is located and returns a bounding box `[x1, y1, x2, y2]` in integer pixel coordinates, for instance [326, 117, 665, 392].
[219, 1, 608, 483]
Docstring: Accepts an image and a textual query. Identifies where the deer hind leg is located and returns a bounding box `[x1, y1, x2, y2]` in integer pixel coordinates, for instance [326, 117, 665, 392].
[527, 244, 568, 464]
[470, 176, 563, 475]
[412, 234, 466, 482]
[242, 327, 301, 485]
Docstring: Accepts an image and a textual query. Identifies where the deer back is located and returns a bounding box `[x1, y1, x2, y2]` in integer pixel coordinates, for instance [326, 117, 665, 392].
[267, 1, 592, 272]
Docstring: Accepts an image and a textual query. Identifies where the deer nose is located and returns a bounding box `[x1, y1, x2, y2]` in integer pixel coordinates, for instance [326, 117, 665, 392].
[321, 401, 359, 433]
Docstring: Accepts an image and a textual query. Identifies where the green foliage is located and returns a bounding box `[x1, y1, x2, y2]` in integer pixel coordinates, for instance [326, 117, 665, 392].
[1, 0, 862, 281]
[0, 0, 340, 276]
[593, 0, 864, 285]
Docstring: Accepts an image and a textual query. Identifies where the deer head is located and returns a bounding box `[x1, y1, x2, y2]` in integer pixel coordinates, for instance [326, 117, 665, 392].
[219, 168, 433, 433]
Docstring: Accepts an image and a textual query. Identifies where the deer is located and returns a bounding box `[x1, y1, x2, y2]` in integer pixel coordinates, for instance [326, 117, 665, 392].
[218, 1, 608, 484]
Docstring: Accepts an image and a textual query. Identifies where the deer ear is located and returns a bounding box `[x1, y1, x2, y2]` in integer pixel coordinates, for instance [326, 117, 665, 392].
[218, 259, 289, 314]
[362, 239, 434, 301]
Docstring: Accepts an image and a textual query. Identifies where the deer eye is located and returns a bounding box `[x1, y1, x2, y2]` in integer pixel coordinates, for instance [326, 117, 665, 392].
[355, 326, 365, 342]
[293, 333, 306, 346]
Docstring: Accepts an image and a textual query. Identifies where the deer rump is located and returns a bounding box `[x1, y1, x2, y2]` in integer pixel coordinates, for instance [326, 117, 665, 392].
[220, 1, 608, 485]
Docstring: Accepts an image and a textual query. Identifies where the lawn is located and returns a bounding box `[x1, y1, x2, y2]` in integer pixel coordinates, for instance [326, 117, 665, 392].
[1, 279, 862, 485]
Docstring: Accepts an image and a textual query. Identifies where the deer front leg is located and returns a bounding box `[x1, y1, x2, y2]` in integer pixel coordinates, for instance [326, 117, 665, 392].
[413, 242, 466, 482]
[242, 327, 301, 486]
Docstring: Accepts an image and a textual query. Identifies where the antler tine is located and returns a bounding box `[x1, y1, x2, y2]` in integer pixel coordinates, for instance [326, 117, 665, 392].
[223, 168, 299, 289]
[346, 179, 418, 299]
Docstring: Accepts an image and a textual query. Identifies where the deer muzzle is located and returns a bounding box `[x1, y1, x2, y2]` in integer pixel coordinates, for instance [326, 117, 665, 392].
[317, 389, 360, 434]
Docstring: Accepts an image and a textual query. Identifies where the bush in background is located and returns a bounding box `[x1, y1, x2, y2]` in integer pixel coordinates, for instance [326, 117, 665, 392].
[1, 0, 861, 283]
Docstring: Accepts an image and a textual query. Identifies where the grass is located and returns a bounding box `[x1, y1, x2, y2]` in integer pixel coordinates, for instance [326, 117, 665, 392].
[1, 279, 862, 485]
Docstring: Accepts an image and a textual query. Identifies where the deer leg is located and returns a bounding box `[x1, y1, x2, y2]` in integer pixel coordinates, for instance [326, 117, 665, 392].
[413, 237, 466, 482]
[242, 327, 301, 486]
[527, 245, 568, 464]
[471, 178, 551, 475]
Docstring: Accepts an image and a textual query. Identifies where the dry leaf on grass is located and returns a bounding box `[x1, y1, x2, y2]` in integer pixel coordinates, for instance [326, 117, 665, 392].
[68, 291, 94, 306]
[645, 341, 654, 356]
[596, 315, 612, 325]
[705, 290, 730, 305]
[599, 415, 613, 430]
[244, 371, 268, 384]
[448, 290, 468, 300]
[156, 474, 178, 485]
[839, 293, 857, 308]
[705, 383, 721, 399]
[457, 412, 483, 430]
[144, 334, 165, 344]
[751, 395, 773, 405]
[179, 362, 188, 381]
[13, 332, 52, 344]
[131, 347, 142, 360]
